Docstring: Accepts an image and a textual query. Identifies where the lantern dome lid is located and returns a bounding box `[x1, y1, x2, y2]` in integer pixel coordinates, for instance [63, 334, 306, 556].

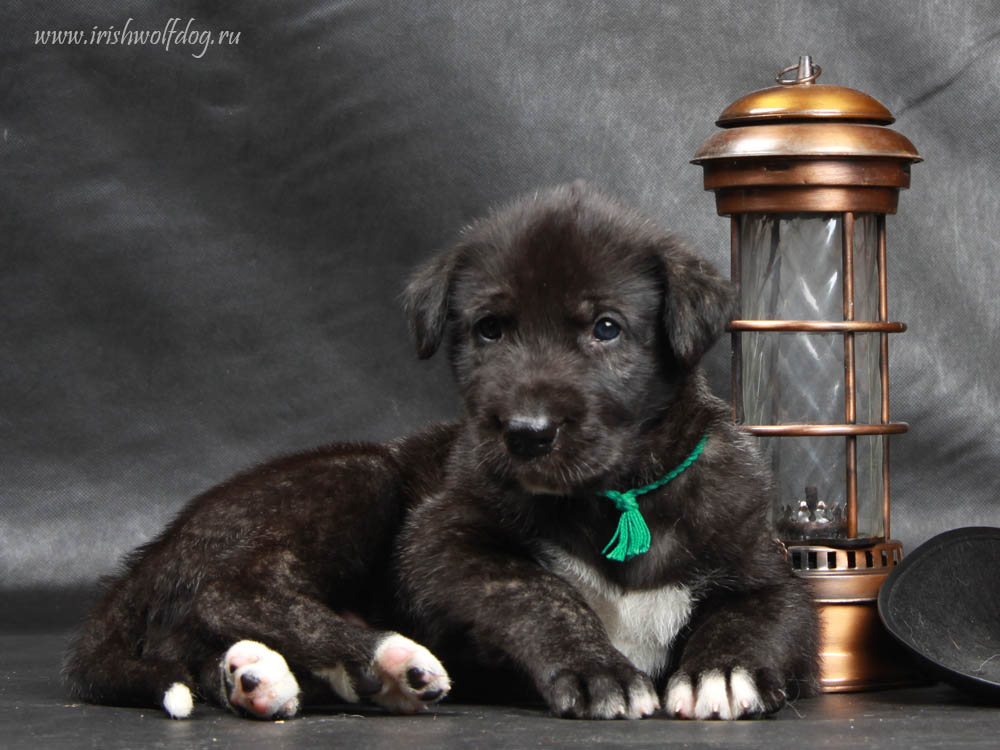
[692, 56, 921, 166]
[692, 56, 921, 215]
[716, 57, 895, 127]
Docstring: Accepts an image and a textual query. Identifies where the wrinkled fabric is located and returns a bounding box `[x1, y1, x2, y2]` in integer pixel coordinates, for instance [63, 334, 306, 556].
[2, 0, 999, 588]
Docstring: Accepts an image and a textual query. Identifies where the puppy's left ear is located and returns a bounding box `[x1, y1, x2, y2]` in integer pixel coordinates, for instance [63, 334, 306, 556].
[657, 240, 736, 369]
[402, 245, 461, 359]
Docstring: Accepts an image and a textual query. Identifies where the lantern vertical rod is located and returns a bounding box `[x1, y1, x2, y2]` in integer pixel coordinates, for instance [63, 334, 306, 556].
[731, 216, 744, 425]
[877, 214, 892, 540]
[842, 211, 859, 538]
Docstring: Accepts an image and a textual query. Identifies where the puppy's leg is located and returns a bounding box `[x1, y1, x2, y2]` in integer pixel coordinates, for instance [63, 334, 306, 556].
[665, 579, 818, 720]
[193, 583, 450, 717]
[399, 509, 658, 720]
[408, 565, 657, 719]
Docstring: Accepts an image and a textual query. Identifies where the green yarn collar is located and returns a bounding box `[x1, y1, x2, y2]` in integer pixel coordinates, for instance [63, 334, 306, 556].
[600, 431, 709, 562]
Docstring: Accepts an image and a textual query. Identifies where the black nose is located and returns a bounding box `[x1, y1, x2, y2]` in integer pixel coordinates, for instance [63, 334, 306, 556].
[240, 673, 260, 693]
[503, 418, 558, 459]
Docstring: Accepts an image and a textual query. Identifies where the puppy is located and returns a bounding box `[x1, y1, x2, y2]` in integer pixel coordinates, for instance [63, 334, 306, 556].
[65, 183, 818, 721]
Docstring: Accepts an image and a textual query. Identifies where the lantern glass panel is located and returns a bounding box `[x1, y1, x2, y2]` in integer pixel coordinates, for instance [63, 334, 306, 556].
[739, 214, 884, 542]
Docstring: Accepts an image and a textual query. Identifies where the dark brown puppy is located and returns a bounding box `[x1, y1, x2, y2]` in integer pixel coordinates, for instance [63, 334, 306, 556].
[65, 183, 817, 721]
[397, 183, 818, 718]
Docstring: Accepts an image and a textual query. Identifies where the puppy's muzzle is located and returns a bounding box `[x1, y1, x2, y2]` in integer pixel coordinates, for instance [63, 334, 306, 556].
[502, 417, 558, 459]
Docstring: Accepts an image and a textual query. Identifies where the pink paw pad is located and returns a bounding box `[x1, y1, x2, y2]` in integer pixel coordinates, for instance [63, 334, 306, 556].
[368, 634, 451, 713]
[222, 640, 301, 720]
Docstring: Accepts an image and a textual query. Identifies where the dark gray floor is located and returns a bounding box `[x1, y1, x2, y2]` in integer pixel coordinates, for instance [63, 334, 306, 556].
[3, 631, 999, 750]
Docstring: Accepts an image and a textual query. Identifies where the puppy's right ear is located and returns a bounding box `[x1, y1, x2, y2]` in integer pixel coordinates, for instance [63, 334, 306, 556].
[402, 246, 461, 359]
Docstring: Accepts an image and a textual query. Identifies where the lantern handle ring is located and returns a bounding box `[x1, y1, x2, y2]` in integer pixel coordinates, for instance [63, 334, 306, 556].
[777, 63, 821, 85]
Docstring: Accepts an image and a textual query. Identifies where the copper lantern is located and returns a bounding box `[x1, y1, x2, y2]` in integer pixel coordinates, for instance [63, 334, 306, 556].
[693, 57, 921, 691]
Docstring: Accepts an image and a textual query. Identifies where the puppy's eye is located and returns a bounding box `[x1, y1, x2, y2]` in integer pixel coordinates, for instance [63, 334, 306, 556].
[474, 315, 503, 342]
[593, 317, 621, 341]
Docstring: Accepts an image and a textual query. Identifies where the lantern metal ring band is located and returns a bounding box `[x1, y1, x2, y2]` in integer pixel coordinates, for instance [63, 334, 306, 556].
[728, 320, 906, 334]
[777, 62, 821, 85]
[744, 423, 909, 437]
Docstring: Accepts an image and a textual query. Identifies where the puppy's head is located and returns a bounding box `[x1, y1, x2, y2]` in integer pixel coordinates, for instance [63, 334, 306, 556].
[403, 182, 733, 494]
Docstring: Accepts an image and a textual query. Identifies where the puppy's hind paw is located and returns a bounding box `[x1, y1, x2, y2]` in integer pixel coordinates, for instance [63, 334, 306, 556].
[221, 640, 301, 720]
[665, 668, 765, 720]
[369, 633, 451, 714]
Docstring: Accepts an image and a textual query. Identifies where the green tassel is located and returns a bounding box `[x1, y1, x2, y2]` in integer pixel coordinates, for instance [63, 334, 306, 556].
[600, 432, 709, 563]
[601, 491, 651, 562]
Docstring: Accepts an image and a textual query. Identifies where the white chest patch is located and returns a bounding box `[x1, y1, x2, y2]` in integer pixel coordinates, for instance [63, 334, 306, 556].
[540, 546, 693, 678]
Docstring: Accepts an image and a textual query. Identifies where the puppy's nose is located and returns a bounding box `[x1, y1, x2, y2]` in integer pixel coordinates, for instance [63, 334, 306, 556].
[503, 417, 558, 459]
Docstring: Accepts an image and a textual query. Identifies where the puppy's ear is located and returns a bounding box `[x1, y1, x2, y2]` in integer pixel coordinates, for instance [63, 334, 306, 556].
[402, 245, 461, 359]
[657, 240, 735, 368]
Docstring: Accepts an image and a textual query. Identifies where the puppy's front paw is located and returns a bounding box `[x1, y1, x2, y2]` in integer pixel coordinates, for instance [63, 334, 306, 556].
[221, 640, 301, 720]
[665, 668, 768, 720]
[545, 663, 659, 720]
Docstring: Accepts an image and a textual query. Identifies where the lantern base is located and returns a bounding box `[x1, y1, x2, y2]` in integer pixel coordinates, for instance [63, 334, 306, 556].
[790, 540, 926, 692]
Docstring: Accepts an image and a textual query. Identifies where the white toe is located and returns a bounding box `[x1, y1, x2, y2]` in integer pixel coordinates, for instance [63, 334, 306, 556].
[693, 670, 732, 719]
[591, 692, 628, 720]
[728, 667, 764, 717]
[627, 682, 661, 719]
[665, 672, 695, 718]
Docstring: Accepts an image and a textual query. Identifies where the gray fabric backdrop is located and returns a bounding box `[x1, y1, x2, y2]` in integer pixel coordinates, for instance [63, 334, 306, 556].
[3, 1, 999, 598]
